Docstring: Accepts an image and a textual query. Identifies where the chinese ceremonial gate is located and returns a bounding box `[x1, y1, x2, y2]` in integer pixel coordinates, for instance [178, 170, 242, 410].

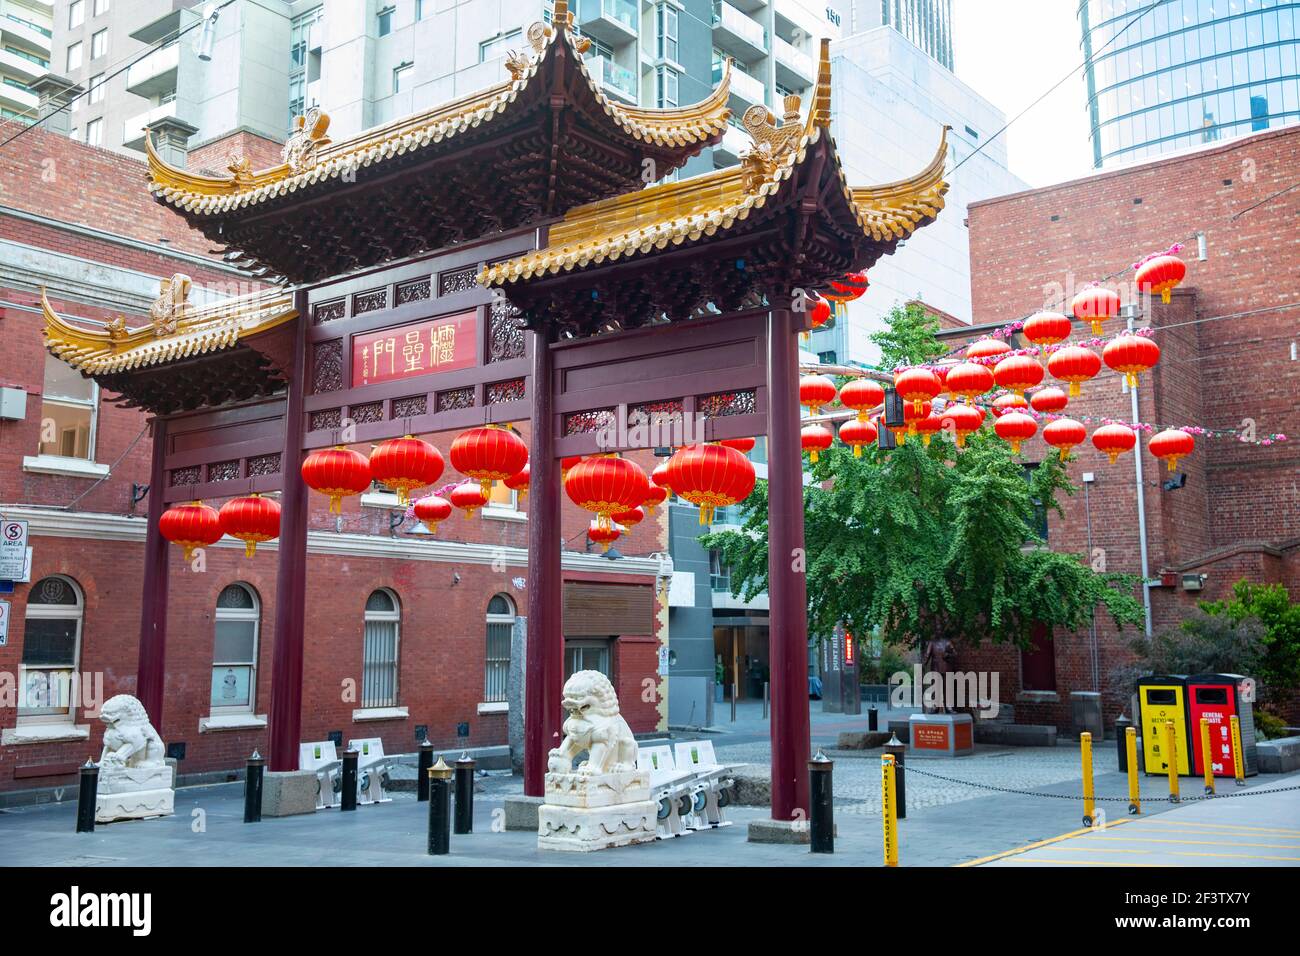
[43, 8, 948, 822]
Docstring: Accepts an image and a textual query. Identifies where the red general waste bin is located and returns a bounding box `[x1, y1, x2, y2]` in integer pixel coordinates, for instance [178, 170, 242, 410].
[1186, 673, 1257, 778]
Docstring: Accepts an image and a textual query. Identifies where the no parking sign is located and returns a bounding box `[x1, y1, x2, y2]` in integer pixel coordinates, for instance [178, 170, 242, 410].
[0, 519, 27, 580]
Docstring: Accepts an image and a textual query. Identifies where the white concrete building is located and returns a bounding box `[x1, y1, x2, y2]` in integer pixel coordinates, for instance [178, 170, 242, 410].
[1, 0, 52, 125]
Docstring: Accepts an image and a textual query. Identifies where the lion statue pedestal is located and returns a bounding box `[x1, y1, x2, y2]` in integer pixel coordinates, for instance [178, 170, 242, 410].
[538, 671, 657, 852]
[95, 694, 175, 824]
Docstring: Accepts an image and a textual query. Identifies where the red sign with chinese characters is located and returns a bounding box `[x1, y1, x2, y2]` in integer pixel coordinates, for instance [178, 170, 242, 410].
[351, 312, 477, 387]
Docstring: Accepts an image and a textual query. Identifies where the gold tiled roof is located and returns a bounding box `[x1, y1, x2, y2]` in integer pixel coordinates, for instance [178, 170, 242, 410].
[479, 41, 948, 287]
[145, 1, 732, 217]
[42, 286, 297, 375]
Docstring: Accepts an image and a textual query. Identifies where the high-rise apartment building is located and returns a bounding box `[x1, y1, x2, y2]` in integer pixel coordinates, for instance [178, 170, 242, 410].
[0, 0, 53, 126]
[852, 0, 952, 69]
[1080, 0, 1300, 168]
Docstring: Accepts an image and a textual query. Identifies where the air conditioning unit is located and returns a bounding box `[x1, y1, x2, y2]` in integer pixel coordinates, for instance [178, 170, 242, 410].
[0, 387, 27, 421]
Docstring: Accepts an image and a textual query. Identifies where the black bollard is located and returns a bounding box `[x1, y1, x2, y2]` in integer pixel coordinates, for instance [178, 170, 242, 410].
[243, 750, 265, 823]
[427, 756, 453, 855]
[340, 748, 358, 811]
[454, 752, 476, 835]
[417, 740, 434, 802]
[76, 759, 98, 833]
[809, 751, 834, 853]
[868, 706, 879, 731]
[1116, 715, 1132, 772]
[884, 734, 906, 820]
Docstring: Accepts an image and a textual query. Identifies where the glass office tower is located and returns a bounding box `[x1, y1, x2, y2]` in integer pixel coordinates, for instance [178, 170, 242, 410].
[1080, 0, 1300, 168]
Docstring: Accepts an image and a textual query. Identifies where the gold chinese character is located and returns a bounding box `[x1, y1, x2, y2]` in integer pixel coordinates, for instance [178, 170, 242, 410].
[402, 329, 426, 374]
[432, 325, 456, 366]
[374, 337, 396, 375]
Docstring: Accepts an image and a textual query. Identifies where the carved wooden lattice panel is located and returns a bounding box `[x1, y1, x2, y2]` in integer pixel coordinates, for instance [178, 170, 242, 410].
[439, 266, 478, 297]
[486, 379, 526, 405]
[248, 454, 282, 477]
[488, 299, 526, 363]
[351, 401, 384, 424]
[436, 387, 475, 412]
[353, 288, 388, 315]
[393, 395, 428, 418]
[313, 340, 343, 393]
[170, 465, 201, 487]
[207, 460, 241, 482]
[396, 278, 432, 304]
[564, 409, 616, 435]
[309, 408, 343, 431]
[698, 390, 756, 417]
[314, 299, 346, 324]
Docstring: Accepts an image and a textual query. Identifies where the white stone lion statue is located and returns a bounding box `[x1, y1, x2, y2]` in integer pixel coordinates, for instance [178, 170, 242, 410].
[547, 671, 638, 775]
[98, 694, 166, 772]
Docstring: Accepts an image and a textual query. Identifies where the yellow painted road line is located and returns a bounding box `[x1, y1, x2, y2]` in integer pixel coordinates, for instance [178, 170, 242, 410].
[956, 818, 1133, 867]
[1135, 819, 1300, 836]
[1001, 857, 1177, 866]
[1120, 826, 1300, 842]
[1038, 845, 1300, 862]
[1091, 835, 1297, 849]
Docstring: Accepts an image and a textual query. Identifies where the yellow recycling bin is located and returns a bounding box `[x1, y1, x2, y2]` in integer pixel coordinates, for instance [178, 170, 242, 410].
[1137, 677, 1190, 776]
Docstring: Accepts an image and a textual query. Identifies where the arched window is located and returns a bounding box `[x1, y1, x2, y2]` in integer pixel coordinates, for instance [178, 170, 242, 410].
[212, 584, 260, 714]
[20, 575, 84, 721]
[363, 589, 400, 708]
[484, 593, 515, 703]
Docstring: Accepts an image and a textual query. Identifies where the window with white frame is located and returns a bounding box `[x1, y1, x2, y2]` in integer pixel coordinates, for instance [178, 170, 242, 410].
[93, 0, 110, 16]
[564, 639, 609, 679]
[211, 584, 259, 714]
[19, 576, 84, 723]
[377, 6, 394, 36]
[362, 589, 400, 707]
[88, 73, 104, 105]
[480, 29, 521, 62]
[484, 480, 518, 512]
[37, 353, 97, 460]
[415, 0, 428, 20]
[84, 117, 102, 146]
[656, 65, 679, 108]
[484, 594, 515, 702]
[656, 3, 678, 62]
[90, 29, 107, 60]
[69, 0, 85, 29]
[66, 42, 82, 72]
[393, 61, 412, 93]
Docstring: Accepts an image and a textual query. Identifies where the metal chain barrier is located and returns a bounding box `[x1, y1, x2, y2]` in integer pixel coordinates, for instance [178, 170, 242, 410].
[902, 764, 1300, 804]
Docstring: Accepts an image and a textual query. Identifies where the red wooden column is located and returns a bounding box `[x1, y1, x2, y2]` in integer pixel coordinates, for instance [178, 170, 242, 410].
[766, 303, 811, 819]
[268, 295, 311, 772]
[524, 328, 563, 795]
[135, 416, 169, 729]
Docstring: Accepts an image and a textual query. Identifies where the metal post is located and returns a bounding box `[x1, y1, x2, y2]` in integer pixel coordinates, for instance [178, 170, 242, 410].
[1164, 720, 1180, 803]
[1080, 732, 1096, 827]
[1116, 714, 1132, 771]
[808, 751, 833, 854]
[763, 680, 769, 720]
[1122, 303, 1153, 638]
[868, 705, 878, 731]
[731, 682, 737, 722]
[243, 751, 264, 823]
[767, 303, 812, 821]
[1230, 716, 1245, 786]
[1126, 726, 1141, 814]
[427, 756, 452, 855]
[454, 752, 476, 834]
[135, 416, 169, 730]
[1200, 718, 1215, 795]
[884, 733, 906, 819]
[881, 754, 898, 867]
[417, 740, 434, 802]
[76, 759, 98, 833]
[340, 748, 358, 811]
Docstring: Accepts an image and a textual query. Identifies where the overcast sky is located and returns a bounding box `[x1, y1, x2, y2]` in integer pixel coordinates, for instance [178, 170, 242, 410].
[951, 0, 1097, 188]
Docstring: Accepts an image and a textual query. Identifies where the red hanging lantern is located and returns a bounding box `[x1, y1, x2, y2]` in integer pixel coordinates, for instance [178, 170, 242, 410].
[966, 338, 1012, 362]
[565, 454, 649, 530]
[839, 418, 877, 457]
[882, 414, 908, 447]
[587, 521, 621, 553]
[642, 484, 669, 514]
[933, 365, 950, 401]
[159, 500, 222, 563]
[651, 459, 674, 494]
[1103, 334, 1160, 388]
[449, 424, 528, 498]
[1149, 428, 1194, 471]
[1047, 344, 1102, 398]
[799, 374, 837, 414]
[945, 362, 994, 404]
[218, 494, 280, 558]
[369, 435, 444, 505]
[612, 505, 645, 528]
[993, 354, 1044, 396]
[939, 403, 985, 449]
[839, 379, 885, 421]
[801, 423, 834, 463]
[994, 411, 1037, 455]
[562, 456, 583, 480]
[1092, 423, 1137, 464]
[1071, 284, 1121, 336]
[894, 367, 942, 414]
[720, 437, 756, 454]
[1135, 252, 1186, 304]
[413, 494, 453, 533]
[1042, 418, 1087, 462]
[916, 412, 944, 447]
[302, 445, 372, 513]
[824, 271, 869, 303]
[1022, 311, 1073, 352]
[450, 480, 489, 517]
[504, 463, 530, 503]
[1029, 386, 1069, 414]
[903, 399, 932, 436]
[992, 393, 1029, 417]
[671, 442, 756, 525]
[809, 296, 832, 329]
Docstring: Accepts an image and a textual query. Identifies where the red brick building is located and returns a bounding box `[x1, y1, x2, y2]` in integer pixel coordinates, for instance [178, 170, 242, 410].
[952, 125, 1300, 730]
[0, 127, 667, 797]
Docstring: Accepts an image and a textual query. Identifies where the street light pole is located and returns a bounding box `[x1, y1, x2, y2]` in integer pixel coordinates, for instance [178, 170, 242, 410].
[1121, 303, 1154, 638]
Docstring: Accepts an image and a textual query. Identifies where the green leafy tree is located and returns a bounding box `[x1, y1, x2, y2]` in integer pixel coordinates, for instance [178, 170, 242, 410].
[1201, 580, 1300, 689]
[701, 303, 1145, 653]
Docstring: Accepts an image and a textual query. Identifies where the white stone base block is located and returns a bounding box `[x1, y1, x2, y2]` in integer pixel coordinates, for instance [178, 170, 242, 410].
[537, 800, 658, 852]
[95, 788, 174, 823]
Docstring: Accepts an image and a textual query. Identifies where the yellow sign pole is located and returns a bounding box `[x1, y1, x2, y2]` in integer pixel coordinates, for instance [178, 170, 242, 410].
[1199, 718, 1215, 794]
[1126, 726, 1141, 814]
[1230, 715, 1246, 786]
[881, 753, 898, 867]
[1164, 720, 1180, 803]
[1080, 731, 1096, 826]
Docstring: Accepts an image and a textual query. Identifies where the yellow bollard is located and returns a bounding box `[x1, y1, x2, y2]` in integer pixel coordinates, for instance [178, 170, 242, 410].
[1200, 718, 1215, 795]
[1080, 732, 1096, 827]
[1230, 715, 1246, 786]
[1126, 726, 1141, 814]
[881, 753, 898, 867]
[1164, 720, 1180, 803]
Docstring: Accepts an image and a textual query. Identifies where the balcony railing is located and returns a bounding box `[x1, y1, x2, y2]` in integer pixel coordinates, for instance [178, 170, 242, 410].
[591, 53, 636, 101]
[711, 1, 767, 56]
[774, 35, 814, 83]
[4, 13, 51, 39]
